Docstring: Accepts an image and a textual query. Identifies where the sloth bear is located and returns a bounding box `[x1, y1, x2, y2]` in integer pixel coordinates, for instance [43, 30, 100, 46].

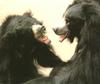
[0, 13, 65, 84]
[23, 0, 100, 84]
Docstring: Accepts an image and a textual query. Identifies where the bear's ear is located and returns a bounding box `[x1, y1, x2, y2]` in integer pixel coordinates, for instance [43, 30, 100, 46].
[82, 2, 100, 18]
[81, 2, 100, 25]
[23, 11, 32, 17]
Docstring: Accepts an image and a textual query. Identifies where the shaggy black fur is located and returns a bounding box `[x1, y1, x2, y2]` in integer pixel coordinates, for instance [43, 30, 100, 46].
[0, 14, 65, 84]
[23, 0, 100, 84]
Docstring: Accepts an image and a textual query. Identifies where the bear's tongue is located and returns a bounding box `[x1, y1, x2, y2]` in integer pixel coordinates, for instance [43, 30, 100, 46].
[59, 35, 67, 42]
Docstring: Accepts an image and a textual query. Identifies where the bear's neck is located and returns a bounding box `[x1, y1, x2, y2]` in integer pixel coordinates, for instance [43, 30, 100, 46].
[72, 33, 100, 83]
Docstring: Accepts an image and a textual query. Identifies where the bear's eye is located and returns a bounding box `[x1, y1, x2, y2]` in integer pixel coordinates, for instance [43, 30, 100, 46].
[40, 26, 46, 33]
[65, 18, 70, 23]
[35, 26, 46, 39]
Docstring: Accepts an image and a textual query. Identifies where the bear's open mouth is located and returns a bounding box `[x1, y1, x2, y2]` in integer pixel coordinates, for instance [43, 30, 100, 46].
[53, 28, 68, 42]
[59, 34, 67, 42]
